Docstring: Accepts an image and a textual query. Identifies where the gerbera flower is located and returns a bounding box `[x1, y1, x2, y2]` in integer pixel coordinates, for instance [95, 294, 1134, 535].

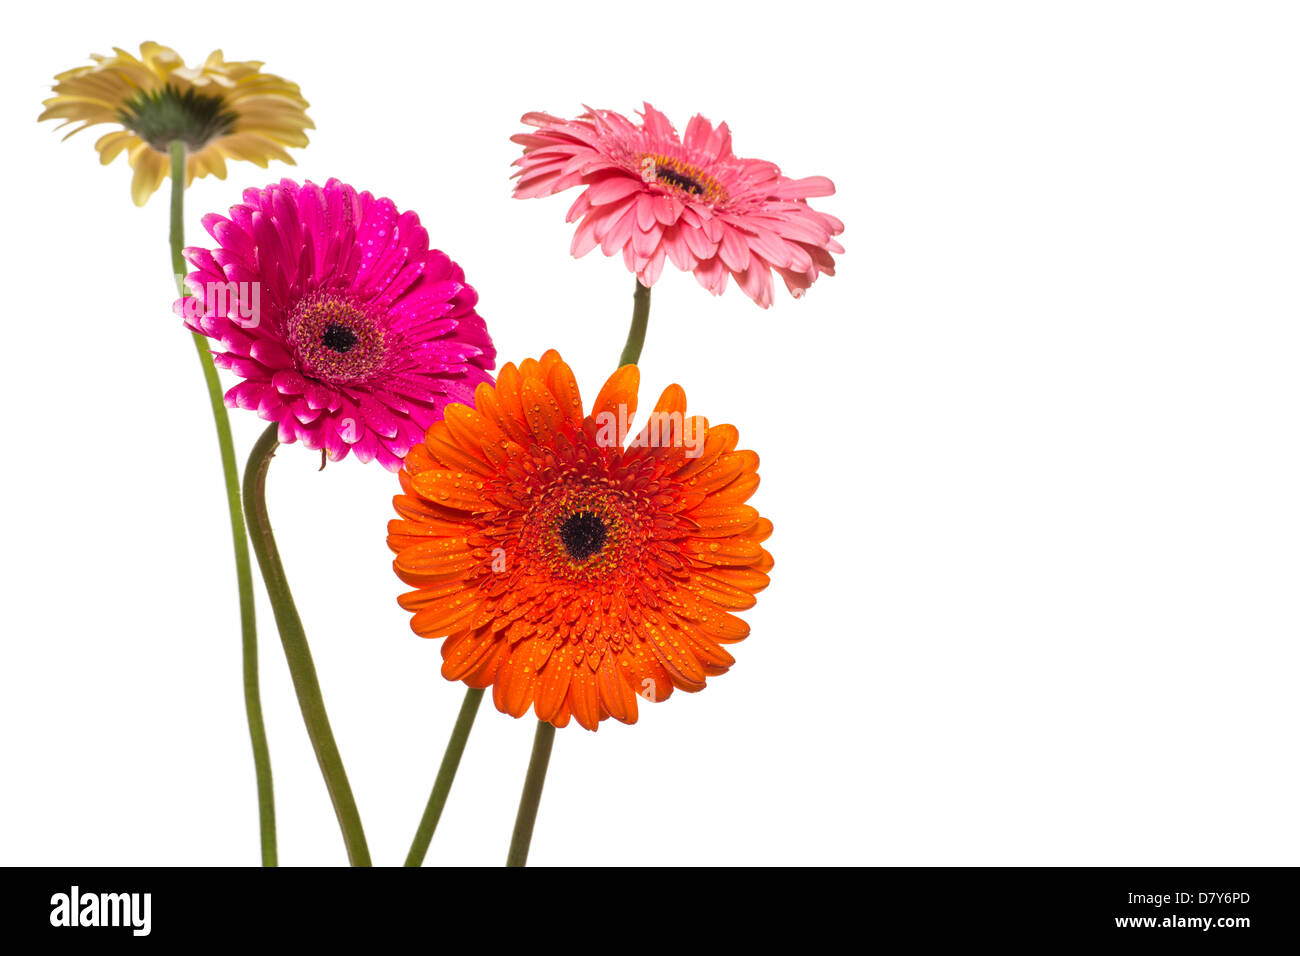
[511, 103, 844, 307]
[179, 178, 495, 470]
[388, 350, 772, 730]
[39, 41, 313, 205]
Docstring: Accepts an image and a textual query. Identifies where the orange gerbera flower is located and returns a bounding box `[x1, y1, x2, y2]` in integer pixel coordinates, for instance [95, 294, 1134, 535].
[388, 350, 772, 730]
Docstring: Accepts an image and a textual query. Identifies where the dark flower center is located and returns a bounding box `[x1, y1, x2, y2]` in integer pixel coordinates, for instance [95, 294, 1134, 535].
[559, 511, 607, 562]
[321, 322, 358, 354]
[286, 293, 388, 385]
[118, 84, 237, 152]
[640, 153, 727, 204]
[654, 168, 703, 195]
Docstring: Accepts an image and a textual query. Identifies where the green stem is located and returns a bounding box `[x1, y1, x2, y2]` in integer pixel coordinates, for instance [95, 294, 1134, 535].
[168, 141, 188, 277]
[618, 280, 652, 367]
[170, 141, 276, 866]
[501, 277, 656, 867]
[404, 687, 485, 866]
[243, 423, 372, 866]
[505, 721, 556, 867]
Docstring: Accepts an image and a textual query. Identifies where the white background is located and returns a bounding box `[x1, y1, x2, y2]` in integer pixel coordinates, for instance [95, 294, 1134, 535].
[1, 1, 1297, 867]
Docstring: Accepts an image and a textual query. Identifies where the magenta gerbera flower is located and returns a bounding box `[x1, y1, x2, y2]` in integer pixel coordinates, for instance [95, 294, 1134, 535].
[178, 178, 496, 470]
[511, 103, 844, 307]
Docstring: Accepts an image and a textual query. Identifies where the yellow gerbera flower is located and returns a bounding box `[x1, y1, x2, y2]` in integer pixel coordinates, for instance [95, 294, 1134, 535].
[39, 41, 313, 205]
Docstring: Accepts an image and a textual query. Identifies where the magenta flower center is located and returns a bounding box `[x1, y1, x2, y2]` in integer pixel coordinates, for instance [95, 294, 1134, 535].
[321, 322, 358, 353]
[287, 293, 388, 385]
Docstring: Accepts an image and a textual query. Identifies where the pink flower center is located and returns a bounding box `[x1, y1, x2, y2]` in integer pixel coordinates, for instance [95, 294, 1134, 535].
[286, 293, 388, 385]
[639, 154, 726, 204]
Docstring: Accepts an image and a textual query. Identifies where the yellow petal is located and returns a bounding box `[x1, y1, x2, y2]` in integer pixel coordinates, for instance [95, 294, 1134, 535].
[129, 147, 166, 206]
[95, 130, 138, 165]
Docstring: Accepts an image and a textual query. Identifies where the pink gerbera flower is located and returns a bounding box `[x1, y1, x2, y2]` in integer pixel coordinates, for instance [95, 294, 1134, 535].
[511, 103, 844, 307]
[178, 178, 496, 470]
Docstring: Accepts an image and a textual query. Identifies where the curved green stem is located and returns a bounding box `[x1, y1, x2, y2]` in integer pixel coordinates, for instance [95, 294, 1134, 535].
[404, 687, 485, 866]
[170, 141, 276, 866]
[505, 721, 556, 867]
[243, 423, 371, 866]
[618, 280, 652, 367]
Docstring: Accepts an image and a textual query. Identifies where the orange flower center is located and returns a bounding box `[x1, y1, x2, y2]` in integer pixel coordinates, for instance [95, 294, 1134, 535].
[500, 474, 651, 588]
[639, 154, 727, 204]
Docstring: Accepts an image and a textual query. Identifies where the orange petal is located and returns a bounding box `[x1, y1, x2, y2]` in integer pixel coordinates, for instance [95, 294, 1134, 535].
[392, 489, 473, 526]
[387, 515, 472, 540]
[468, 381, 520, 447]
[694, 575, 759, 611]
[441, 403, 503, 459]
[675, 424, 739, 479]
[624, 643, 674, 705]
[424, 429, 493, 476]
[393, 562, 474, 591]
[704, 566, 770, 593]
[640, 618, 707, 688]
[397, 577, 473, 610]
[591, 364, 639, 423]
[517, 356, 543, 382]
[683, 631, 735, 671]
[496, 636, 549, 718]
[409, 469, 487, 512]
[687, 504, 761, 537]
[393, 538, 477, 575]
[493, 363, 531, 442]
[461, 638, 509, 688]
[738, 516, 774, 545]
[687, 450, 758, 494]
[683, 536, 767, 566]
[545, 358, 584, 427]
[649, 384, 687, 421]
[628, 383, 688, 458]
[521, 376, 565, 444]
[691, 610, 751, 644]
[567, 662, 603, 730]
[411, 593, 479, 636]
[597, 651, 639, 724]
[534, 642, 576, 723]
[537, 349, 566, 381]
[443, 629, 501, 682]
[403, 440, 439, 475]
[709, 471, 760, 505]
